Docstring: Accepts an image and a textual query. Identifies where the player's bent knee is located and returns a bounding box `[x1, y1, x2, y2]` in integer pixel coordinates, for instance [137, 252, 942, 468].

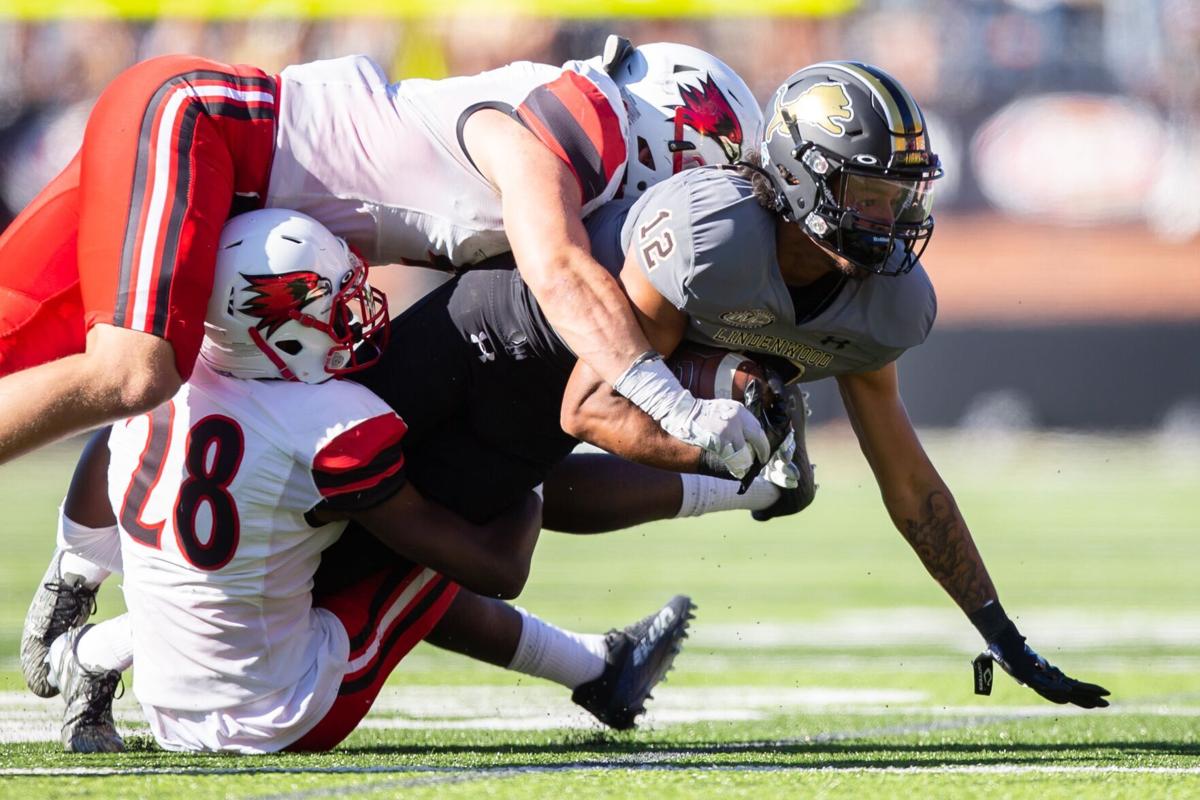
[489, 560, 530, 601]
[105, 354, 180, 416]
[114, 360, 180, 415]
[84, 326, 183, 415]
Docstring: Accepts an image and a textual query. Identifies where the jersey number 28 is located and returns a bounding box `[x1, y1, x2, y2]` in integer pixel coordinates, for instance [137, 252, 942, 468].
[119, 403, 245, 571]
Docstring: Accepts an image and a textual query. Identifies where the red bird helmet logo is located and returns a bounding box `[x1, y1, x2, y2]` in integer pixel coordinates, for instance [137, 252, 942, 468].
[674, 75, 744, 163]
[239, 271, 332, 338]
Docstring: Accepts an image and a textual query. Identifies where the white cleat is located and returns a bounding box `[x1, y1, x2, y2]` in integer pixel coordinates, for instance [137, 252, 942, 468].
[48, 625, 125, 753]
[21, 550, 97, 698]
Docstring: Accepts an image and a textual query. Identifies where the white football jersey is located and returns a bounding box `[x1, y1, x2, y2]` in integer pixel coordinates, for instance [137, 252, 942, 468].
[267, 55, 629, 268]
[108, 362, 409, 714]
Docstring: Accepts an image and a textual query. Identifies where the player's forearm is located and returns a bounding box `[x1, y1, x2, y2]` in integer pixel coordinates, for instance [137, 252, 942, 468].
[350, 486, 542, 600]
[520, 245, 653, 385]
[837, 369, 998, 616]
[483, 491, 544, 569]
[449, 491, 543, 599]
[561, 363, 701, 471]
[578, 400, 701, 471]
[884, 480, 998, 615]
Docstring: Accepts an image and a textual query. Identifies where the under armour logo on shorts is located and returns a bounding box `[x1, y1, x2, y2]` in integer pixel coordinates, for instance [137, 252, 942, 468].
[471, 331, 495, 362]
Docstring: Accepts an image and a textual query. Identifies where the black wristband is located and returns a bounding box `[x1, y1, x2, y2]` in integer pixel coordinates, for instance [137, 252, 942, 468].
[968, 599, 1014, 642]
[697, 449, 733, 479]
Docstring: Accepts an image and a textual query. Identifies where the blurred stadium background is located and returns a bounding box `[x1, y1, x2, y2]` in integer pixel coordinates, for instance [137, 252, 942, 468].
[0, 0, 1197, 429]
[0, 0, 1197, 793]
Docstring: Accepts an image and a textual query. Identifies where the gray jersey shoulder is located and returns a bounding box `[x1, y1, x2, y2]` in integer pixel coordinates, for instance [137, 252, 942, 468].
[618, 168, 782, 314]
[602, 168, 936, 381]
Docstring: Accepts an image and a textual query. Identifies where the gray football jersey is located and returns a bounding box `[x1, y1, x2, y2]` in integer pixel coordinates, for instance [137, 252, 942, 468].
[609, 168, 937, 382]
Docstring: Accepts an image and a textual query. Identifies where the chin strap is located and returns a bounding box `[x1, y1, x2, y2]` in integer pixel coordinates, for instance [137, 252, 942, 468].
[247, 326, 299, 382]
[725, 161, 791, 218]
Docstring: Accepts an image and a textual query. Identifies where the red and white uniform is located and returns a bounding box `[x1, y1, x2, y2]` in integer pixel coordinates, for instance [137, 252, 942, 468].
[268, 55, 627, 267]
[107, 362, 457, 753]
[0, 54, 627, 375]
[0, 56, 277, 378]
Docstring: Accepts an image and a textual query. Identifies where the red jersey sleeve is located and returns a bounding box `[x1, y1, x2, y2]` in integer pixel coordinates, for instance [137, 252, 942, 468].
[311, 412, 408, 513]
[516, 71, 626, 206]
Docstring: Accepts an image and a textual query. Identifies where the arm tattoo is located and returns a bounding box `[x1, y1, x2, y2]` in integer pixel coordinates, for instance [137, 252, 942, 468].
[901, 490, 996, 612]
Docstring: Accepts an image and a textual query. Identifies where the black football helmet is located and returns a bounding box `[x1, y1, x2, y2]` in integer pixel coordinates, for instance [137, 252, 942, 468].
[759, 62, 942, 276]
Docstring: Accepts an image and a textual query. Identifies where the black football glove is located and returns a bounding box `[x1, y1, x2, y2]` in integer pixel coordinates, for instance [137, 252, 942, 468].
[735, 378, 794, 493]
[970, 602, 1110, 709]
[753, 378, 817, 520]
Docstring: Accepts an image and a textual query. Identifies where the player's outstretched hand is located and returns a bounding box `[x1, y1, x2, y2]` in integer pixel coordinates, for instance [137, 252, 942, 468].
[987, 635, 1111, 708]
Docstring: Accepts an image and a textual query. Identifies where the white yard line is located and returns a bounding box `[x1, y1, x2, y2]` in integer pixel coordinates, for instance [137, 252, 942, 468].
[8, 763, 1200, 780]
[3, 685, 1200, 743]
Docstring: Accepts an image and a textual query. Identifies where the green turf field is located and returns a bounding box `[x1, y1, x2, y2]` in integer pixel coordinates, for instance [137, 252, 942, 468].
[0, 428, 1197, 798]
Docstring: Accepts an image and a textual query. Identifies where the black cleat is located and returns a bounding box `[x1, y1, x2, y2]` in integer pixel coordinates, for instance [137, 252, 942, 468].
[572, 595, 695, 730]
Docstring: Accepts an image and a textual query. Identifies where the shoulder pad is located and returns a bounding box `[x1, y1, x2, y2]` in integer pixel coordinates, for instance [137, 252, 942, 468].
[860, 261, 938, 349]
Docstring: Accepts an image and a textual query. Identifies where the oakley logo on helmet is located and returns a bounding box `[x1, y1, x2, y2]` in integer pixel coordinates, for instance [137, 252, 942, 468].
[239, 271, 332, 338]
[674, 75, 744, 162]
[765, 82, 854, 140]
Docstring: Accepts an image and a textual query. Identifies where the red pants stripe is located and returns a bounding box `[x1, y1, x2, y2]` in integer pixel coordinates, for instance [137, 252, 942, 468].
[286, 563, 460, 752]
[0, 55, 276, 379]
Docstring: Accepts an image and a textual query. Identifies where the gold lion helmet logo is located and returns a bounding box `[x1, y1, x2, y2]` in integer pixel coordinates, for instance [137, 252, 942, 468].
[766, 81, 854, 140]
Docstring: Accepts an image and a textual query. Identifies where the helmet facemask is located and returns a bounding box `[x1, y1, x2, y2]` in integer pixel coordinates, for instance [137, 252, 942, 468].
[784, 125, 941, 277]
[306, 248, 390, 377]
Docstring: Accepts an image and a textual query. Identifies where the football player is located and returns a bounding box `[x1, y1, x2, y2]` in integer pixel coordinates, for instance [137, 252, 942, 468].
[350, 62, 1111, 710]
[30, 209, 693, 753]
[552, 62, 1111, 709]
[0, 37, 770, 484]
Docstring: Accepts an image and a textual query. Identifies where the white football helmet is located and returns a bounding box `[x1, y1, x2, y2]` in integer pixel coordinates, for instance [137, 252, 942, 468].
[201, 209, 389, 384]
[599, 37, 763, 198]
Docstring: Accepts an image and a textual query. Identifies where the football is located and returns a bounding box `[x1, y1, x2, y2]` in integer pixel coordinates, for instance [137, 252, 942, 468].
[666, 344, 768, 403]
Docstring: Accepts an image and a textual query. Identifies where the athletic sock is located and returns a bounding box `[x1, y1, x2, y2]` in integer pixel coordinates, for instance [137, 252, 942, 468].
[506, 607, 608, 689]
[58, 551, 111, 590]
[675, 474, 780, 518]
[46, 616, 133, 691]
[74, 616, 134, 674]
[56, 508, 122, 584]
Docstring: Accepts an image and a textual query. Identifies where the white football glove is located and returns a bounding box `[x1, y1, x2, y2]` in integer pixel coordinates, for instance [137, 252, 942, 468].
[760, 430, 801, 490]
[660, 396, 771, 478]
[614, 353, 771, 479]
